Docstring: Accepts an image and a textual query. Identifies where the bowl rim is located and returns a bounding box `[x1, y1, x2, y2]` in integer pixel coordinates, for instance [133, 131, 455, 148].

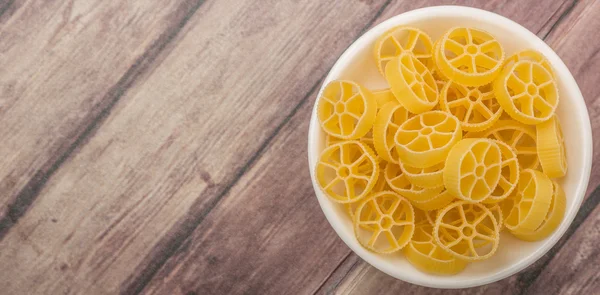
[307, 5, 592, 289]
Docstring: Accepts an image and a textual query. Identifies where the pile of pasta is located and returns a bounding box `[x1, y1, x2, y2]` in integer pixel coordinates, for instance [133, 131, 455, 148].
[315, 26, 567, 275]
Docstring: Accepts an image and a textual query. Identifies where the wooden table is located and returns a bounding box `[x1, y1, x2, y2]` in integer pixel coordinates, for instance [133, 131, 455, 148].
[0, 0, 598, 294]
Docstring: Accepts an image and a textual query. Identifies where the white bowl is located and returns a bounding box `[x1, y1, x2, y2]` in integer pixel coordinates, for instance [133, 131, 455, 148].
[307, 6, 592, 289]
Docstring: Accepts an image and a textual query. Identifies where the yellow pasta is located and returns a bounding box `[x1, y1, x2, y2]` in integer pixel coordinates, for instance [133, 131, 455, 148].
[439, 81, 503, 132]
[386, 52, 439, 113]
[372, 88, 396, 109]
[435, 27, 505, 86]
[484, 140, 520, 204]
[504, 169, 553, 232]
[434, 201, 500, 261]
[537, 115, 567, 178]
[444, 139, 502, 203]
[316, 141, 379, 203]
[395, 111, 462, 168]
[354, 191, 415, 253]
[504, 49, 555, 78]
[404, 219, 468, 275]
[318, 80, 377, 139]
[384, 162, 443, 202]
[466, 120, 539, 170]
[399, 161, 444, 188]
[344, 170, 389, 222]
[411, 189, 456, 211]
[374, 26, 433, 77]
[494, 60, 558, 125]
[315, 23, 570, 277]
[511, 181, 565, 241]
[373, 101, 412, 163]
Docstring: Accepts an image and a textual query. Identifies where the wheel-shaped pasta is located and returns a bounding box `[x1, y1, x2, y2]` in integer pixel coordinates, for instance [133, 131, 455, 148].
[318, 80, 377, 139]
[494, 60, 558, 125]
[537, 115, 567, 178]
[444, 139, 502, 203]
[316, 141, 379, 203]
[435, 27, 505, 86]
[504, 169, 553, 232]
[440, 81, 503, 131]
[374, 26, 433, 77]
[395, 111, 462, 168]
[373, 101, 412, 163]
[511, 180, 565, 241]
[386, 52, 439, 114]
[434, 201, 500, 261]
[354, 191, 415, 253]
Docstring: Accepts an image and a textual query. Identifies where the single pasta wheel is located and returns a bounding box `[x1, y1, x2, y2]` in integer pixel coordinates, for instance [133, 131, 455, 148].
[403, 220, 468, 275]
[395, 111, 462, 168]
[354, 191, 415, 253]
[439, 81, 503, 132]
[466, 120, 539, 170]
[374, 26, 433, 77]
[372, 88, 396, 109]
[511, 180, 566, 241]
[537, 115, 567, 178]
[434, 201, 500, 261]
[318, 80, 377, 139]
[385, 52, 439, 114]
[439, 202, 502, 247]
[344, 170, 389, 222]
[315, 141, 379, 203]
[436, 27, 505, 86]
[373, 101, 412, 163]
[399, 161, 444, 189]
[484, 140, 520, 204]
[504, 169, 553, 232]
[444, 139, 502, 203]
[494, 60, 558, 125]
[384, 162, 443, 202]
[504, 49, 555, 78]
[411, 189, 456, 211]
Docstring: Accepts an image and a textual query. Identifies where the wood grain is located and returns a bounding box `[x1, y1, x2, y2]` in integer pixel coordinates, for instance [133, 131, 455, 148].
[0, 0, 203, 236]
[0, 0, 390, 294]
[137, 1, 586, 294]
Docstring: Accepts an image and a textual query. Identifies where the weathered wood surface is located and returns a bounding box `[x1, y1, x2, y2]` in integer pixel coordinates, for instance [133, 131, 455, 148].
[0, 0, 202, 234]
[0, 0, 598, 294]
[0, 0, 390, 294]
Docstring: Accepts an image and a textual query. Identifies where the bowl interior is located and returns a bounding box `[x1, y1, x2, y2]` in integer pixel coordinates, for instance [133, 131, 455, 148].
[307, 6, 592, 289]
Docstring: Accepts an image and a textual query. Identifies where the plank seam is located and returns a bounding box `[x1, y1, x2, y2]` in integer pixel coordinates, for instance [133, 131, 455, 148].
[313, 252, 359, 295]
[0, 0, 207, 240]
[124, 75, 325, 295]
[0, 0, 15, 18]
[542, 0, 580, 40]
[124, 0, 394, 293]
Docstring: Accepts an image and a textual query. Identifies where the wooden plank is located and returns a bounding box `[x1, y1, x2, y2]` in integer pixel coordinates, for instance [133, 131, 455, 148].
[142, 99, 352, 295]
[525, 202, 600, 294]
[327, 0, 600, 294]
[139, 1, 580, 294]
[0, 1, 390, 294]
[0, 0, 202, 235]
